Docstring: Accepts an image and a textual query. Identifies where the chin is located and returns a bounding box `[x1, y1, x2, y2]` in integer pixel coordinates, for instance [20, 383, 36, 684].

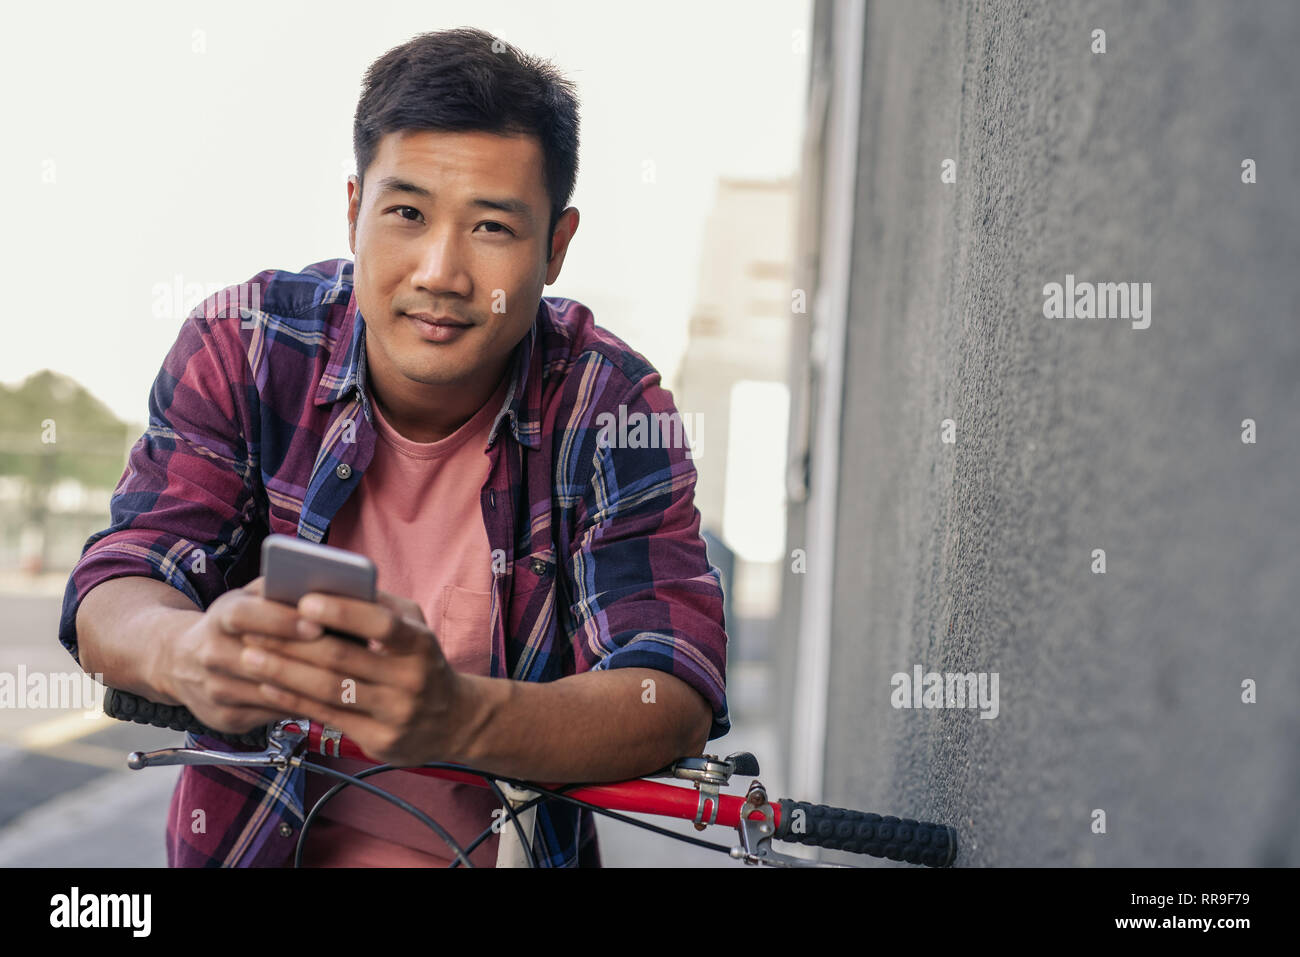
[399, 363, 467, 387]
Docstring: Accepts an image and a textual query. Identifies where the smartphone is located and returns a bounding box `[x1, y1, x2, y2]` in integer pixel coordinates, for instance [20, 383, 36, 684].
[260, 534, 376, 644]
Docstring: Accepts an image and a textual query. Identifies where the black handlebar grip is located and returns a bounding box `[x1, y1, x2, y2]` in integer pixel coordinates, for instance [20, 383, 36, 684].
[102, 687, 270, 749]
[774, 799, 957, 867]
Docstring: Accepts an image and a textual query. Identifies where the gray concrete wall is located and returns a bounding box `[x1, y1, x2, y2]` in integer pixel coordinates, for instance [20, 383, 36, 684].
[790, 0, 1300, 865]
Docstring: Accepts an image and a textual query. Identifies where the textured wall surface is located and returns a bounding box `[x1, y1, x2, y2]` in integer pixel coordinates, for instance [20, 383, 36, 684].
[790, 0, 1300, 866]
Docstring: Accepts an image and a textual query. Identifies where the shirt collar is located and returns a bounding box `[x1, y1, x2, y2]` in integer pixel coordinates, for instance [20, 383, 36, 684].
[314, 283, 544, 451]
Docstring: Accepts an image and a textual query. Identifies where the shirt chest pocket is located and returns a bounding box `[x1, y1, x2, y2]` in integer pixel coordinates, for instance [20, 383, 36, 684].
[262, 483, 303, 537]
[266, 501, 300, 537]
[438, 585, 493, 677]
[512, 545, 557, 592]
[508, 545, 567, 634]
[504, 545, 577, 676]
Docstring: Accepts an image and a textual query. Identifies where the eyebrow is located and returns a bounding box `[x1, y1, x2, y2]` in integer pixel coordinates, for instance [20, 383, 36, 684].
[372, 176, 533, 222]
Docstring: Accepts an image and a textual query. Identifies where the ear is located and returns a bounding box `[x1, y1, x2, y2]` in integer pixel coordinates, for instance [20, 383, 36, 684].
[544, 207, 580, 283]
[347, 176, 360, 255]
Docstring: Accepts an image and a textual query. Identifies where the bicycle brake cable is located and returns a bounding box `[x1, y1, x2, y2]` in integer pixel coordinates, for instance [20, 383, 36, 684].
[297, 762, 473, 868]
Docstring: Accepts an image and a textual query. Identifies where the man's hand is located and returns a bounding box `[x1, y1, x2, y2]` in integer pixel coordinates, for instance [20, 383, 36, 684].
[154, 576, 314, 733]
[237, 586, 474, 766]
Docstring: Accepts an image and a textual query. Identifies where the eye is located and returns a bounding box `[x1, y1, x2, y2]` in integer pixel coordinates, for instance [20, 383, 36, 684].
[476, 221, 514, 236]
[390, 205, 423, 222]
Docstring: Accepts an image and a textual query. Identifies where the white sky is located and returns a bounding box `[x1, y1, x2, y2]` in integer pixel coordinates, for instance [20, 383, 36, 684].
[1, 0, 811, 424]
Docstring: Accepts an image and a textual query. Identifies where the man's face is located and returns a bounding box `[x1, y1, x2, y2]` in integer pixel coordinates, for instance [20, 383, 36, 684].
[347, 129, 574, 394]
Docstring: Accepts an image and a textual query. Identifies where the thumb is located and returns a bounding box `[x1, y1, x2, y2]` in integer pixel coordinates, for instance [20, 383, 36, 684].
[375, 589, 425, 627]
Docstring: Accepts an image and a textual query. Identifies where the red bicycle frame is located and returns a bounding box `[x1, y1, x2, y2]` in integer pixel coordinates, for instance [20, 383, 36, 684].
[288, 718, 775, 833]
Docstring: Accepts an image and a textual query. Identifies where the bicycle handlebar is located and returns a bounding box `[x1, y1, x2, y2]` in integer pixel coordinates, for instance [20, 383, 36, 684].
[102, 686, 959, 867]
[103, 686, 270, 748]
[774, 799, 956, 867]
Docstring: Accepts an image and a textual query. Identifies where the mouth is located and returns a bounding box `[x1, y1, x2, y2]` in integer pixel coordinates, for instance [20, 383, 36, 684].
[404, 311, 472, 343]
[404, 311, 471, 326]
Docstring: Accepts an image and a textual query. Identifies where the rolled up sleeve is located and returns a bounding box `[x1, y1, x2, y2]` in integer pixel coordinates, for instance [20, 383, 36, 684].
[58, 305, 259, 667]
[566, 375, 731, 741]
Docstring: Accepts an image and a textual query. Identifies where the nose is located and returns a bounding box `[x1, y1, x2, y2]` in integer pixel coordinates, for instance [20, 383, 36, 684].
[409, 222, 473, 299]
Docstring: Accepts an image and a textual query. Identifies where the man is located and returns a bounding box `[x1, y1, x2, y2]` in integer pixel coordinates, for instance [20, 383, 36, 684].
[58, 27, 729, 867]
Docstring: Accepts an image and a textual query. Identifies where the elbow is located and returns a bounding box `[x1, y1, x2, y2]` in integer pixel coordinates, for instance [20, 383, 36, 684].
[678, 695, 714, 758]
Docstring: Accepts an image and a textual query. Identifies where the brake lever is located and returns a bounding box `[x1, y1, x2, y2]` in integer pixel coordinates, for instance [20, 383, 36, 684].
[730, 780, 853, 868]
[126, 718, 310, 771]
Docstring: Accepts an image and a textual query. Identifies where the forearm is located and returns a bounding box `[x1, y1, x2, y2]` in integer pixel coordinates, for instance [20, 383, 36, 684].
[75, 576, 202, 705]
[450, 667, 712, 782]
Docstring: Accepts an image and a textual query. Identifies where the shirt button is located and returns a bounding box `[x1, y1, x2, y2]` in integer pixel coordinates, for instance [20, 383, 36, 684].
[278, 822, 294, 838]
[335, 463, 352, 480]
[530, 558, 548, 575]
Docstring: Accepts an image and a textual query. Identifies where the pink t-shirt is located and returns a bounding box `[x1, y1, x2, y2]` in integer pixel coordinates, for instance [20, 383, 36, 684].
[300, 374, 511, 867]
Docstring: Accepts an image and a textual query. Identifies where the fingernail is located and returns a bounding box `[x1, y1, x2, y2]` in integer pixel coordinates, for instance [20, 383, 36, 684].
[300, 596, 325, 617]
[241, 648, 266, 669]
[298, 620, 324, 639]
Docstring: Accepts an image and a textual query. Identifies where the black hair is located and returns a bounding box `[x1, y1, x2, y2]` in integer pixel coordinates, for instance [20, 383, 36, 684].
[352, 27, 580, 249]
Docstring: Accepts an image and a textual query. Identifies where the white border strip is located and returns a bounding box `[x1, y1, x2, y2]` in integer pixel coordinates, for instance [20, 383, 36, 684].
[789, 0, 865, 805]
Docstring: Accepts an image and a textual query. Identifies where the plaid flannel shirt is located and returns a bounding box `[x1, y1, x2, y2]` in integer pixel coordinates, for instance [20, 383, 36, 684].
[58, 257, 730, 867]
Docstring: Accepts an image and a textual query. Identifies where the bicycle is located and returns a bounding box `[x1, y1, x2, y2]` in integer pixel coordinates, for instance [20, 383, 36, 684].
[103, 687, 959, 869]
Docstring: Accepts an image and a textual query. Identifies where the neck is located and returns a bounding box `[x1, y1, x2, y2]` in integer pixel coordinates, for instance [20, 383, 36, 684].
[370, 359, 509, 444]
